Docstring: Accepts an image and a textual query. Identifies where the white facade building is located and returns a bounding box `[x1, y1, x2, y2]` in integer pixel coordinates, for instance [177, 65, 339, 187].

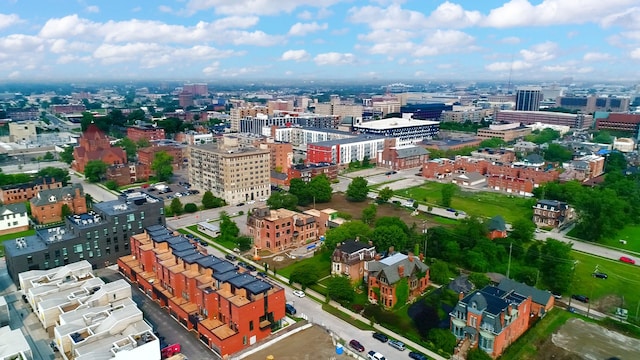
[353, 117, 439, 147]
[0, 203, 29, 235]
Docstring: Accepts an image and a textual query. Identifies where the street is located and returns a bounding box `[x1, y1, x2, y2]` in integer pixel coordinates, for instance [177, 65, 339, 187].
[536, 229, 640, 265]
[166, 202, 256, 232]
[69, 172, 118, 202]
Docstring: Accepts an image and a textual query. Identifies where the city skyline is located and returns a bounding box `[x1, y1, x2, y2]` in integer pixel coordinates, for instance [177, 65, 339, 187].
[1, 0, 639, 82]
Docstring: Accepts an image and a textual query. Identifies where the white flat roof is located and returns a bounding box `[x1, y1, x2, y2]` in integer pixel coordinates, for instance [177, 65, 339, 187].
[0, 326, 31, 358]
[354, 117, 439, 130]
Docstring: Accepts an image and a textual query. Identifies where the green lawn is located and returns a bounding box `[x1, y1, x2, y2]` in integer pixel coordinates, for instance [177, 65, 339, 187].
[278, 251, 331, 279]
[500, 308, 576, 360]
[401, 181, 535, 223]
[184, 225, 236, 250]
[570, 251, 640, 319]
[0, 229, 36, 257]
[599, 224, 640, 254]
[430, 216, 459, 225]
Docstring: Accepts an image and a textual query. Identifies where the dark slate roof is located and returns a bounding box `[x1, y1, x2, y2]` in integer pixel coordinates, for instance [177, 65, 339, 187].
[213, 270, 241, 282]
[146, 224, 167, 233]
[30, 184, 84, 207]
[227, 273, 257, 289]
[270, 171, 288, 180]
[396, 146, 429, 158]
[169, 242, 194, 253]
[173, 248, 198, 258]
[367, 253, 429, 285]
[152, 233, 173, 243]
[335, 239, 374, 254]
[497, 278, 552, 306]
[182, 252, 206, 264]
[487, 215, 507, 231]
[525, 153, 544, 164]
[244, 280, 272, 295]
[210, 260, 236, 274]
[0, 203, 27, 215]
[196, 255, 222, 268]
[536, 199, 566, 210]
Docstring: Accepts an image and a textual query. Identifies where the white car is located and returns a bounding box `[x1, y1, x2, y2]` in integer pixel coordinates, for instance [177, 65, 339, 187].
[292, 290, 306, 298]
[259, 197, 268, 202]
[247, 200, 255, 205]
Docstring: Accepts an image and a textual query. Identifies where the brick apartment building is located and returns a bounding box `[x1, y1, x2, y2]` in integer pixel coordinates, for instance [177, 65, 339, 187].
[331, 240, 376, 284]
[377, 140, 430, 171]
[595, 113, 640, 133]
[138, 145, 185, 171]
[470, 148, 516, 163]
[72, 124, 127, 173]
[30, 184, 87, 224]
[0, 177, 63, 205]
[533, 199, 575, 228]
[127, 124, 166, 142]
[246, 207, 320, 251]
[450, 279, 553, 358]
[286, 163, 339, 185]
[118, 225, 285, 357]
[51, 104, 86, 114]
[367, 252, 430, 309]
[106, 163, 151, 186]
[264, 142, 293, 172]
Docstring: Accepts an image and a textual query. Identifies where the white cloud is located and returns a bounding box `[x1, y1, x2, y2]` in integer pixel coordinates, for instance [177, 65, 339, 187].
[8, 71, 20, 79]
[281, 49, 310, 62]
[314, 52, 355, 65]
[131, 6, 142, 12]
[541, 65, 568, 72]
[85, 5, 99, 13]
[202, 61, 220, 75]
[288, 22, 328, 36]
[298, 10, 313, 20]
[519, 42, 558, 62]
[500, 36, 521, 44]
[485, 60, 532, 72]
[92, 43, 238, 67]
[182, 0, 343, 16]
[601, 7, 640, 29]
[158, 5, 173, 13]
[630, 48, 640, 60]
[483, 0, 639, 28]
[426, 1, 482, 28]
[583, 52, 614, 61]
[576, 67, 594, 73]
[0, 34, 44, 53]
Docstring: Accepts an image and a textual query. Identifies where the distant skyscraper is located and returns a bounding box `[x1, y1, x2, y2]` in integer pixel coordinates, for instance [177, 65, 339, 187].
[515, 87, 543, 111]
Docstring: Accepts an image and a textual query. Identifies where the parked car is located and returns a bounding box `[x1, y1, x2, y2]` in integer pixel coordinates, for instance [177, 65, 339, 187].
[236, 202, 245, 207]
[620, 256, 636, 265]
[572, 294, 589, 303]
[372, 332, 388, 343]
[247, 200, 255, 205]
[292, 290, 306, 298]
[367, 350, 386, 360]
[593, 272, 608, 279]
[551, 292, 562, 299]
[257, 271, 268, 278]
[225, 254, 237, 261]
[409, 351, 429, 360]
[387, 339, 405, 351]
[245, 264, 257, 272]
[285, 304, 296, 315]
[348, 339, 365, 352]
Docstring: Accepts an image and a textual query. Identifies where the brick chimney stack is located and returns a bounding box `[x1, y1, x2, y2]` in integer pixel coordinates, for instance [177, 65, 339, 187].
[398, 265, 404, 277]
[388, 246, 394, 254]
[408, 252, 414, 262]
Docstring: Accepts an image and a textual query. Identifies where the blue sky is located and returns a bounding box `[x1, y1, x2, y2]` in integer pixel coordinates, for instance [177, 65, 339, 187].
[1, 0, 640, 82]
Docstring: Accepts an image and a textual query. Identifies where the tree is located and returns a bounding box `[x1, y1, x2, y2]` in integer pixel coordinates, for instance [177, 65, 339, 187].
[309, 175, 332, 203]
[202, 191, 216, 209]
[479, 138, 506, 148]
[85, 193, 93, 209]
[59, 146, 74, 165]
[84, 160, 107, 182]
[105, 180, 118, 190]
[468, 273, 490, 289]
[540, 239, 573, 293]
[157, 117, 184, 136]
[170, 198, 183, 215]
[184, 203, 198, 213]
[80, 112, 95, 132]
[467, 349, 493, 360]
[136, 138, 151, 149]
[117, 138, 137, 161]
[428, 329, 457, 354]
[346, 177, 369, 202]
[429, 260, 455, 285]
[237, 235, 253, 251]
[593, 130, 613, 144]
[326, 276, 355, 303]
[266, 192, 298, 211]
[43, 151, 55, 161]
[574, 188, 629, 242]
[289, 178, 312, 205]
[372, 225, 408, 253]
[375, 216, 410, 235]
[290, 263, 320, 289]
[324, 221, 372, 250]
[151, 151, 174, 182]
[605, 151, 627, 173]
[509, 218, 536, 243]
[219, 212, 240, 240]
[37, 167, 70, 185]
[543, 143, 573, 162]
[377, 186, 394, 202]
[441, 183, 457, 207]
[361, 204, 377, 225]
[60, 204, 72, 218]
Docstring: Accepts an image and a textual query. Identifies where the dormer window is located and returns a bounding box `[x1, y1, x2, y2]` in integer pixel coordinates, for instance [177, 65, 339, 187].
[49, 195, 57, 202]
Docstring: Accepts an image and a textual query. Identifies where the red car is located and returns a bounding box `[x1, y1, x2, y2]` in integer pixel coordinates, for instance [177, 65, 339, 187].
[349, 339, 365, 352]
[619, 256, 636, 265]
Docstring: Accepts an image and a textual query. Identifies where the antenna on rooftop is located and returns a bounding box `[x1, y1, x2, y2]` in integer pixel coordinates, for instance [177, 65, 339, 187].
[506, 53, 514, 95]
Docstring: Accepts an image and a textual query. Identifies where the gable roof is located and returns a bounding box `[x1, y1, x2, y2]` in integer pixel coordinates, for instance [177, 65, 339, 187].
[368, 253, 429, 285]
[30, 184, 84, 206]
[524, 153, 544, 164]
[453, 171, 485, 183]
[497, 278, 552, 306]
[0, 203, 27, 215]
[487, 215, 507, 231]
[335, 239, 374, 254]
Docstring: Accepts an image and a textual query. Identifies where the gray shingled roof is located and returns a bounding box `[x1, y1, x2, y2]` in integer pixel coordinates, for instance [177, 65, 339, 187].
[30, 184, 84, 207]
[497, 278, 552, 306]
[453, 172, 486, 183]
[487, 215, 507, 231]
[396, 146, 429, 158]
[0, 203, 27, 215]
[368, 253, 429, 285]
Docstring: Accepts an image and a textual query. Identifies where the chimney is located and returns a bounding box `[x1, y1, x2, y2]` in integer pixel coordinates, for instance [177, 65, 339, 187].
[419, 253, 425, 262]
[355, 236, 360, 242]
[408, 252, 414, 262]
[459, 292, 464, 301]
[388, 246, 394, 254]
[374, 253, 381, 261]
[398, 265, 404, 277]
[368, 240, 373, 247]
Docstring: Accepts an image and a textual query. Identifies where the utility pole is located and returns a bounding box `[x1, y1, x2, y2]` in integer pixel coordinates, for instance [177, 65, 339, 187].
[506, 243, 513, 279]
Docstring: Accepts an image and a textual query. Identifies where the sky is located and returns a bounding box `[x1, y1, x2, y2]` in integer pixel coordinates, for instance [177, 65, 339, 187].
[1, 0, 640, 82]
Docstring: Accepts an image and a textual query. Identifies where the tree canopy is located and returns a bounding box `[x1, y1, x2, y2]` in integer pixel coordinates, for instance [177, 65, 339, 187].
[151, 151, 174, 182]
[201, 191, 225, 209]
[266, 192, 299, 211]
[346, 177, 369, 202]
[37, 167, 70, 185]
[543, 143, 573, 162]
[324, 220, 372, 250]
[84, 160, 107, 182]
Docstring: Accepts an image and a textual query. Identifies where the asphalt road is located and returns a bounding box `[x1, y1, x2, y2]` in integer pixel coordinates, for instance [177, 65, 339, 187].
[536, 229, 640, 265]
[166, 202, 257, 232]
[69, 172, 119, 202]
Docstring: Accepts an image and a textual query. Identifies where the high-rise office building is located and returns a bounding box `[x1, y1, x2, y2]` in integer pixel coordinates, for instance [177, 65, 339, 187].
[515, 87, 543, 111]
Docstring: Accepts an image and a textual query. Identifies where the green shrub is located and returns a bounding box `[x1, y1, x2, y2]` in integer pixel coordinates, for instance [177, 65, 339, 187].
[184, 203, 198, 213]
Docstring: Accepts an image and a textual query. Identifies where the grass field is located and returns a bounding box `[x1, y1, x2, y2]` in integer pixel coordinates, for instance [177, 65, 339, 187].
[0, 229, 36, 257]
[570, 251, 640, 319]
[599, 224, 640, 254]
[278, 250, 331, 279]
[401, 182, 535, 223]
[500, 308, 576, 360]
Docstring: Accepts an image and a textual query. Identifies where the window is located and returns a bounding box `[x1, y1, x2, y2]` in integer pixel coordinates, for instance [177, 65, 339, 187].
[86, 232, 91, 239]
[44, 253, 50, 260]
[127, 213, 135, 222]
[96, 249, 101, 257]
[94, 230, 99, 239]
[54, 249, 60, 258]
[249, 320, 254, 331]
[114, 217, 119, 225]
[27, 256, 33, 264]
[62, 248, 67, 256]
[94, 240, 99, 249]
[104, 228, 108, 236]
[106, 247, 111, 255]
[115, 244, 119, 252]
[74, 244, 83, 253]
[140, 211, 145, 220]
